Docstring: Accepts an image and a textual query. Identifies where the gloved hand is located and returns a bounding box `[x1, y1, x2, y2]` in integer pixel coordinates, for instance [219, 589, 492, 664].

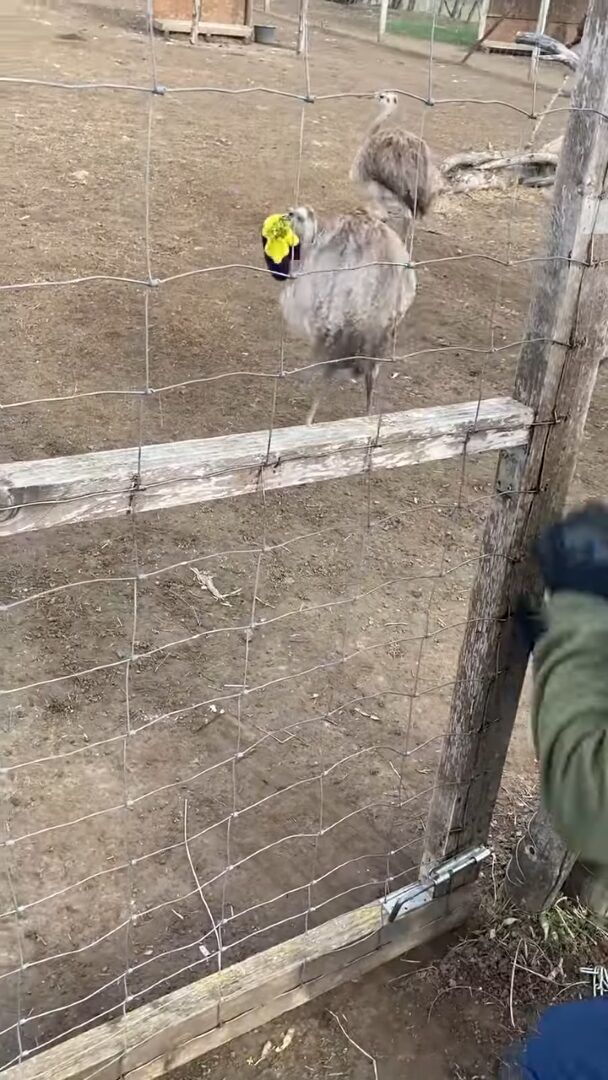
[514, 597, 546, 652]
[536, 501, 608, 599]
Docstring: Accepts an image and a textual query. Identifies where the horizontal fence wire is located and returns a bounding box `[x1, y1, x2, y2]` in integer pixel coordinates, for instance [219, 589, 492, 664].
[0, 0, 582, 1070]
[0, 337, 564, 412]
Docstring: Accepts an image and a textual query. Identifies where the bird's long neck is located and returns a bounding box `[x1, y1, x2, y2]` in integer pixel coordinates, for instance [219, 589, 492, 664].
[369, 102, 397, 134]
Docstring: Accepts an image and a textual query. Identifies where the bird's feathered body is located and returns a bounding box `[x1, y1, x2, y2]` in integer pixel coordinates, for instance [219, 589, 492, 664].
[262, 92, 431, 422]
[350, 92, 440, 224]
[281, 208, 416, 409]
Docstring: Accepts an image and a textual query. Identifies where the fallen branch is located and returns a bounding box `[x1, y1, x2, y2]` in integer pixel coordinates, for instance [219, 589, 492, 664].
[439, 138, 562, 196]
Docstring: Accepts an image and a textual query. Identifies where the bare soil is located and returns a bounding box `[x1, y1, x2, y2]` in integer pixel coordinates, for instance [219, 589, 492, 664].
[1, 1, 607, 1076]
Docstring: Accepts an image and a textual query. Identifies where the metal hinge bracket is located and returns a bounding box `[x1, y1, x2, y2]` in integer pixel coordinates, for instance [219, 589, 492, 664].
[382, 845, 490, 923]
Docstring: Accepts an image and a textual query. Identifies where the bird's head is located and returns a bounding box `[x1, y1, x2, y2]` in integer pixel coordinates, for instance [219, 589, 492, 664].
[374, 90, 399, 115]
[286, 206, 317, 245]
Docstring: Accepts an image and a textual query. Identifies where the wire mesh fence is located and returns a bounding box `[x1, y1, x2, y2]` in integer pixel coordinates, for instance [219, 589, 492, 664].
[0, 0, 585, 1071]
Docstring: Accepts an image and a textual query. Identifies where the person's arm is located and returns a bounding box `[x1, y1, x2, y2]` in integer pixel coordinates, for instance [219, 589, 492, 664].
[532, 590, 608, 867]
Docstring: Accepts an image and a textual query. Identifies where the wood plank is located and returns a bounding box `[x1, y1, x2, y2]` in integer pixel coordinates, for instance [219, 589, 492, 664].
[421, 0, 608, 881]
[153, 0, 193, 22]
[127, 890, 472, 1080]
[153, 18, 253, 37]
[483, 40, 533, 53]
[4, 885, 476, 1080]
[0, 398, 532, 538]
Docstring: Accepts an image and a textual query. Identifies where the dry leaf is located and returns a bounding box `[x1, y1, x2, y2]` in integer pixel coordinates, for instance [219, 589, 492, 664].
[191, 567, 241, 606]
[275, 1027, 295, 1053]
[254, 1040, 273, 1065]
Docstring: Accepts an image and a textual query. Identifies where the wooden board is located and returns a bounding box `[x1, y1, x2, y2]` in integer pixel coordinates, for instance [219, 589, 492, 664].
[0, 398, 532, 537]
[3, 884, 476, 1080]
[154, 18, 252, 37]
[482, 1, 585, 43]
[153, 0, 247, 27]
[483, 40, 533, 53]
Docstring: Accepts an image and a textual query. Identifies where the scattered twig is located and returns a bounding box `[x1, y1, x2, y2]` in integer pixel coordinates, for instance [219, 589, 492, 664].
[554, 980, 588, 999]
[328, 1010, 379, 1080]
[191, 567, 241, 605]
[249, 1039, 273, 1066]
[254, 593, 276, 608]
[183, 798, 222, 970]
[276, 1027, 295, 1052]
[386, 759, 401, 783]
[353, 705, 380, 721]
[427, 983, 473, 1021]
[489, 849, 498, 904]
[515, 961, 560, 985]
[167, 584, 201, 626]
[509, 938, 523, 1028]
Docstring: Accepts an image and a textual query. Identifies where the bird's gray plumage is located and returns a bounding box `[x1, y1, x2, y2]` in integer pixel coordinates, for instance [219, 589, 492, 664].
[272, 92, 440, 422]
[281, 207, 416, 423]
[350, 92, 440, 225]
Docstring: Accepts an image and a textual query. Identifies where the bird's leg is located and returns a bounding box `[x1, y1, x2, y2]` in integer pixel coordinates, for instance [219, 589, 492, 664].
[305, 393, 321, 426]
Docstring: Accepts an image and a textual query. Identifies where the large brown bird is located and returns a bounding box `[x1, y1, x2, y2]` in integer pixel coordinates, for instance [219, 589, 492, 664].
[263, 91, 439, 423]
[350, 91, 440, 229]
[278, 205, 416, 424]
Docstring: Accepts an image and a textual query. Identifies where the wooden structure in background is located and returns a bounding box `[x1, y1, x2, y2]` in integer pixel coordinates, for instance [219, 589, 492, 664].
[153, 0, 253, 40]
[481, 0, 586, 51]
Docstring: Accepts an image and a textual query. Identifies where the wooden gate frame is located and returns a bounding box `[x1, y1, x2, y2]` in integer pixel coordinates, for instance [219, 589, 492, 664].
[4, 1, 608, 1074]
[1, 396, 521, 1080]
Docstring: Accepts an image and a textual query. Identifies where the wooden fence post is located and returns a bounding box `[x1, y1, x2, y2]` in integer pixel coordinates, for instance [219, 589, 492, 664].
[378, 0, 389, 42]
[421, 0, 608, 887]
[529, 0, 551, 80]
[476, 0, 489, 37]
[190, 0, 200, 43]
[296, 0, 309, 53]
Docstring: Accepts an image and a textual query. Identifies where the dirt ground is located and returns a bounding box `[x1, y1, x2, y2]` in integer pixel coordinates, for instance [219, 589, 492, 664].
[1, 0, 607, 1075]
